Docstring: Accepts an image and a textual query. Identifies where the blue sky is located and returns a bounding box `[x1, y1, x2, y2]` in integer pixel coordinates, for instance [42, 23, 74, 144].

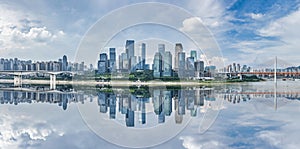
[1, 0, 300, 67]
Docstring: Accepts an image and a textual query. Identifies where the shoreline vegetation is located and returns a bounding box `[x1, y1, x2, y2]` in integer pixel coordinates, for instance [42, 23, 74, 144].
[0, 78, 263, 87]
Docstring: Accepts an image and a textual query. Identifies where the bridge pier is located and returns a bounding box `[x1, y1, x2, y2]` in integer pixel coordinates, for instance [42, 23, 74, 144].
[50, 74, 57, 90]
[239, 73, 243, 80]
[13, 75, 22, 86]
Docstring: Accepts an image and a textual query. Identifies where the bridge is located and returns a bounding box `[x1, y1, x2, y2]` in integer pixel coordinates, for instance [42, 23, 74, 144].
[0, 71, 76, 89]
[218, 57, 300, 80]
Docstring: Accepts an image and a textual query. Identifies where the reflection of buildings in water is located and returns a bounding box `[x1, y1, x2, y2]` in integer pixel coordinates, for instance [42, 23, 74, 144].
[220, 89, 300, 110]
[0, 88, 85, 110]
[1, 86, 221, 127]
[96, 87, 216, 127]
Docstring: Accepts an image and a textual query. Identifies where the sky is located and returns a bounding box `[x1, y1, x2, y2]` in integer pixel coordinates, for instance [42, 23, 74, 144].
[1, 0, 300, 67]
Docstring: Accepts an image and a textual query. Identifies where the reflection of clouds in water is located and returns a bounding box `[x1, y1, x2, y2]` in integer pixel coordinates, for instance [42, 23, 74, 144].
[179, 99, 300, 149]
[0, 104, 114, 149]
[0, 112, 62, 149]
[0, 84, 300, 148]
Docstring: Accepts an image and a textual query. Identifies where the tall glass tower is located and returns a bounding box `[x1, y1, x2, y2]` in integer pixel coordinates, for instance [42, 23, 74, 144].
[163, 51, 172, 77]
[109, 48, 116, 72]
[125, 40, 135, 71]
[153, 52, 162, 78]
[190, 50, 197, 61]
[62, 55, 68, 71]
[178, 52, 186, 78]
[174, 43, 183, 71]
[141, 43, 146, 70]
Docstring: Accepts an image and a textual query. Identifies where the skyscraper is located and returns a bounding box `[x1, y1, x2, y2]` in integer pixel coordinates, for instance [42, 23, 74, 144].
[126, 40, 134, 59]
[125, 40, 135, 71]
[109, 48, 116, 72]
[195, 61, 205, 78]
[178, 52, 186, 78]
[141, 43, 146, 70]
[119, 53, 128, 70]
[163, 51, 172, 77]
[153, 52, 162, 78]
[190, 50, 197, 61]
[62, 55, 68, 71]
[158, 44, 165, 56]
[174, 43, 183, 71]
[97, 53, 108, 74]
[158, 44, 165, 72]
[186, 57, 195, 78]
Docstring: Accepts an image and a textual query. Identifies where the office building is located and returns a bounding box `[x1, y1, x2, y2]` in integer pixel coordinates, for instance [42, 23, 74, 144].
[97, 53, 108, 74]
[125, 40, 134, 71]
[178, 52, 186, 78]
[190, 50, 197, 61]
[186, 57, 195, 78]
[109, 48, 116, 72]
[195, 61, 205, 78]
[141, 43, 146, 70]
[174, 43, 183, 71]
[62, 55, 68, 71]
[153, 52, 163, 78]
[163, 51, 172, 77]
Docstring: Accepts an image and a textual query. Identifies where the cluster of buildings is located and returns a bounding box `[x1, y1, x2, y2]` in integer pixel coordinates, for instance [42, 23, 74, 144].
[97, 40, 215, 79]
[0, 55, 90, 72]
[97, 40, 149, 74]
[223, 63, 251, 73]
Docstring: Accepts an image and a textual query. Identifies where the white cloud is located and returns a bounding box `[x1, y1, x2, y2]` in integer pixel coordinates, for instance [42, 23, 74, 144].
[248, 13, 264, 20]
[255, 8, 300, 65]
[0, 2, 68, 60]
[180, 136, 223, 149]
[187, 0, 226, 29]
[180, 17, 204, 32]
[11, 26, 54, 43]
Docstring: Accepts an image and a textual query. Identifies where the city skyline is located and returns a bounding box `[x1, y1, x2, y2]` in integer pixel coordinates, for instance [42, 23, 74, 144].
[1, 1, 300, 149]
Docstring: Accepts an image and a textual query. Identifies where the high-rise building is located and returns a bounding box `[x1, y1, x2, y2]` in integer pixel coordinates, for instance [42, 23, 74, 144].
[190, 50, 197, 61]
[79, 62, 84, 71]
[97, 53, 108, 74]
[163, 51, 172, 77]
[126, 40, 134, 59]
[120, 53, 128, 70]
[158, 44, 165, 55]
[130, 56, 137, 71]
[62, 55, 68, 71]
[109, 48, 116, 72]
[233, 63, 236, 72]
[153, 52, 163, 78]
[174, 43, 183, 71]
[178, 52, 186, 78]
[125, 40, 135, 71]
[158, 44, 165, 72]
[237, 63, 241, 72]
[186, 57, 195, 78]
[141, 43, 146, 70]
[195, 61, 205, 78]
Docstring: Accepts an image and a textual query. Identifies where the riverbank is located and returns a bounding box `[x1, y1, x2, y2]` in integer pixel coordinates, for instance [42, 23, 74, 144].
[0, 79, 231, 87]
